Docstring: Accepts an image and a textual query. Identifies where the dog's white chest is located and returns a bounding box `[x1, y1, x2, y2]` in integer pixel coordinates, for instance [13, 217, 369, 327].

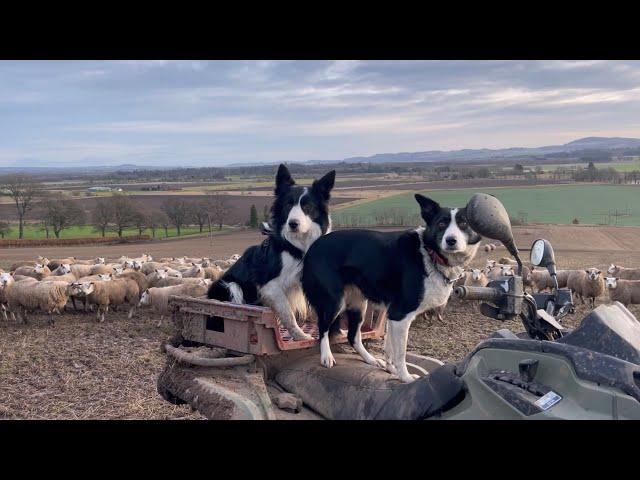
[418, 274, 453, 312]
[265, 251, 302, 293]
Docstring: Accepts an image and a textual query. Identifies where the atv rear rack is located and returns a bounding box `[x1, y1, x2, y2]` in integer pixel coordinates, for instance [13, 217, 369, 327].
[168, 295, 387, 355]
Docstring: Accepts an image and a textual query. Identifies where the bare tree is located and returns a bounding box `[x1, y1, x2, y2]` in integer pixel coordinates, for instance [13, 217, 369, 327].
[133, 211, 150, 236]
[91, 198, 113, 237]
[160, 213, 171, 237]
[191, 201, 210, 233]
[0, 174, 41, 239]
[39, 194, 86, 238]
[0, 221, 12, 239]
[161, 198, 192, 236]
[148, 211, 168, 238]
[204, 192, 232, 230]
[107, 194, 141, 238]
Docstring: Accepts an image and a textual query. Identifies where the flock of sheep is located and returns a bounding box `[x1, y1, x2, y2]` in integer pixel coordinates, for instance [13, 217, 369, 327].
[0, 254, 241, 325]
[421, 256, 640, 322]
[2, 249, 639, 329]
[462, 257, 640, 307]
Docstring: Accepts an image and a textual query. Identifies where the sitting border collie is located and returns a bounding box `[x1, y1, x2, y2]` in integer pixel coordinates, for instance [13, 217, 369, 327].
[208, 164, 336, 340]
[301, 194, 481, 383]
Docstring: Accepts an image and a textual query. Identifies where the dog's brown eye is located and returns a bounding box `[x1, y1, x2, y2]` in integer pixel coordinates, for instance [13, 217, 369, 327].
[438, 222, 447, 230]
[458, 221, 467, 229]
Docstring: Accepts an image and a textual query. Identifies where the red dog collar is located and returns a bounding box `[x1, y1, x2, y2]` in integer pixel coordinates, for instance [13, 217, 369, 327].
[426, 247, 449, 267]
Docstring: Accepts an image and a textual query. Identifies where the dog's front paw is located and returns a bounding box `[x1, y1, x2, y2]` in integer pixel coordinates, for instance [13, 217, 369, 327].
[398, 373, 417, 383]
[291, 331, 313, 341]
[321, 350, 336, 368]
[373, 358, 387, 369]
[385, 362, 398, 376]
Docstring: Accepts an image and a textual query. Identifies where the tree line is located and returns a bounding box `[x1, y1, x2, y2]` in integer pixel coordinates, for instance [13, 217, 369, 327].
[0, 174, 233, 239]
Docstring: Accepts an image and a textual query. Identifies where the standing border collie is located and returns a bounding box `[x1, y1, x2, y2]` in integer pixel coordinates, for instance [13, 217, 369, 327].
[301, 194, 481, 383]
[208, 164, 336, 341]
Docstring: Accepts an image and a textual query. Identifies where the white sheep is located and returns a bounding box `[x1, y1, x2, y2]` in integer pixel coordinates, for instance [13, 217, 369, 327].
[487, 264, 514, 282]
[607, 264, 640, 280]
[50, 264, 73, 276]
[138, 281, 209, 320]
[13, 264, 51, 280]
[69, 278, 139, 322]
[181, 263, 205, 278]
[567, 268, 605, 308]
[2, 276, 70, 325]
[69, 264, 94, 279]
[605, 277, 640, 306]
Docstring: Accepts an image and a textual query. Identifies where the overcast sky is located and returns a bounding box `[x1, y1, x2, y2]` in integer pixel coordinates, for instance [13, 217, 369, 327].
[1, 60, 640, 167]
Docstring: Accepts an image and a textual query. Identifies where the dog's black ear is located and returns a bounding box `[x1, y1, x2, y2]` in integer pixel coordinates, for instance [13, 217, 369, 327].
[312, 170, 336, 201]
[275, 164, 295, 195]
[415, 194, 440, 224]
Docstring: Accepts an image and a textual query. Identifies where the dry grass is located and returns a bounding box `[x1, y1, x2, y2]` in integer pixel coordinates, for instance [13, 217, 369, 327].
[0, 310, 203, 420]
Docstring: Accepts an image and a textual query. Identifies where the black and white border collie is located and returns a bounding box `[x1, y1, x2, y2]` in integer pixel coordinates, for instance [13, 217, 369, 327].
[301, 194, 482, 383]
[208, 164, 336, 341]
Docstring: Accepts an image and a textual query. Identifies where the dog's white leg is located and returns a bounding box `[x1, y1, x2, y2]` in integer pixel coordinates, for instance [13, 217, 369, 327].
[389, 313, 418, 383]
[353, 321, 385, 368]
[262, 283, 312, 341]
[320, 331, 335, 368]
[383, 320, 397, 375]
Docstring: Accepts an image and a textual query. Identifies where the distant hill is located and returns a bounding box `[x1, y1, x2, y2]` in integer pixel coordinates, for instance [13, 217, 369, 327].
[3, 136, 640, 172]
[305, 137, 640, 165]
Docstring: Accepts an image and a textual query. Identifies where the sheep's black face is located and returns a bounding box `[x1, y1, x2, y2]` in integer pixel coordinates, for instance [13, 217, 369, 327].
[270, 164, 335, 252]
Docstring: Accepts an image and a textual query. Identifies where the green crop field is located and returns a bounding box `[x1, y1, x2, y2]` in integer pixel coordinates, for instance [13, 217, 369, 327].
[334, 184, 640, 226]
[1, 224, 231, 240]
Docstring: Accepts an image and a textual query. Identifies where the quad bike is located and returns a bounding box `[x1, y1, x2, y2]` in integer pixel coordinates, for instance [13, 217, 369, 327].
[157, 194, 640, 420]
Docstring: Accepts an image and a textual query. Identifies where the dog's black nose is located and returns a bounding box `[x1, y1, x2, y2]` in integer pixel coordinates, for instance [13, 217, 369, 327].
[446, 236, 457, 246]
[288, 220, 299, 230]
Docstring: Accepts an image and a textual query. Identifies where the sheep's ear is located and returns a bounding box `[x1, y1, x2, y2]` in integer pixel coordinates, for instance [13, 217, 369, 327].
[585, 270, 590, 274]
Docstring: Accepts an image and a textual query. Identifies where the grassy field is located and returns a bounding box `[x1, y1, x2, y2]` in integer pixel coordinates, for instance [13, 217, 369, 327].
[334, 184, 640, 226]
[527, 159, 640, 173]
[2, 224, 231, 240]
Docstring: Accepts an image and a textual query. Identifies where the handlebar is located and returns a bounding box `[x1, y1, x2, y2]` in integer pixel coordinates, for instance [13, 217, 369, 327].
[454, 286, 504, 302]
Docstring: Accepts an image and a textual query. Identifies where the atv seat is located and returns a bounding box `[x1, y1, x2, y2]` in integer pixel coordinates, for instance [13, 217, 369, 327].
[275, 353, 464, 420]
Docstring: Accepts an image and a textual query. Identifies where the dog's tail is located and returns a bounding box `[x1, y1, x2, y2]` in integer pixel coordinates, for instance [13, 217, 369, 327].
[207, 279, 245, 304]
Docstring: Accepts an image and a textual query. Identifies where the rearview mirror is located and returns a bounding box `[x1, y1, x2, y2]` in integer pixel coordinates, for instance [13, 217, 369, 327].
[530, 238, 557, 278]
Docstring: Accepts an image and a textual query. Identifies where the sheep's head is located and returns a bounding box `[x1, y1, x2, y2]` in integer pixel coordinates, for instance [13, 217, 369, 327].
[155, 269, 168, 279]
[60, 264, 72, 275]
[500, 265, 514, 276]
[34, 263, 46, 274]
[471, 268, 483, 281]
[95, 257, 105, 264]
[230, 254, 241, 261]
[585, 268, 602, 281]
[605, 277, 618, 289]
[0, 273, 14, 287]
[98, 274, 112, 281]
[112, 265, 124, 275]
[132, 261, 143, 271]
[607, 264, 619, 275]
[83, 282, 96, 295]
[139, 290, 150, 306]
[201, 258, 211, 267]
[68, 282, 83, 296]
